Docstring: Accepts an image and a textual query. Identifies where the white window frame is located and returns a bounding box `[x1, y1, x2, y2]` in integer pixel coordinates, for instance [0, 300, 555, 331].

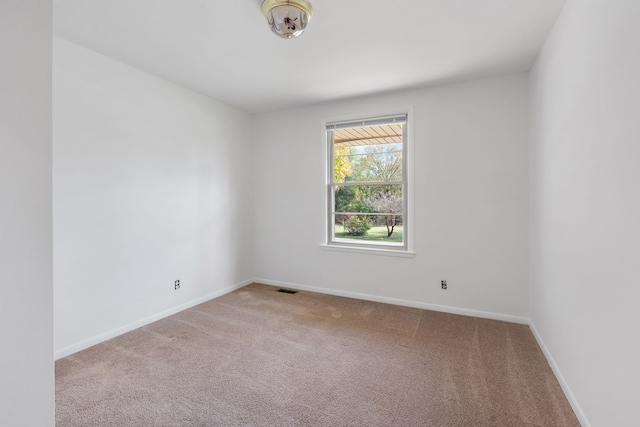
[320, 109, 415, 258]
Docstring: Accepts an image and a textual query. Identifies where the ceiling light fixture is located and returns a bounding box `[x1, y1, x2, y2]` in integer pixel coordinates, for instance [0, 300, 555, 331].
[261, 0, 314, 39]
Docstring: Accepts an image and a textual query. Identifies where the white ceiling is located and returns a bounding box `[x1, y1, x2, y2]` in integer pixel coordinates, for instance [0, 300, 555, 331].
[53, 0, 566, 114]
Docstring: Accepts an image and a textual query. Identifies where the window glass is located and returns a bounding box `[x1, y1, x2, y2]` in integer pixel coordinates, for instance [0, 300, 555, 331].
[327, 115, 407, 250]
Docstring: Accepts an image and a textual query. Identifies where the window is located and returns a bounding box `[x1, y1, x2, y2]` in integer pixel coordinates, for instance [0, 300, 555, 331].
[326, 114, 409, 253]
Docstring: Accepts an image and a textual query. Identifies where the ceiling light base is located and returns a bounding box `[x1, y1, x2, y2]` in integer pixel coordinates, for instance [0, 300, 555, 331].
[261, 0, 314, 39]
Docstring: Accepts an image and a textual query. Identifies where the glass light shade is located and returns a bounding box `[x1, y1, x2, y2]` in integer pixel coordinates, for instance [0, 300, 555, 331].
[262, 0, 313, 39]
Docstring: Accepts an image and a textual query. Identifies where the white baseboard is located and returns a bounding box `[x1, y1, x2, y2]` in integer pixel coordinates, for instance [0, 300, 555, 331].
[54, 279, 253, 360]
[529, 321, 590, 427]
[253, 278, 529, 325]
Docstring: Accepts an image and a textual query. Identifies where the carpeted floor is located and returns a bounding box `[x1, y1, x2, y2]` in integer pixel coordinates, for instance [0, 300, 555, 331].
[56, 283, 580, 426]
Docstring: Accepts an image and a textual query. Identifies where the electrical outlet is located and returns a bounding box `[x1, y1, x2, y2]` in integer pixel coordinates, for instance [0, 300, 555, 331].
[441, 280, 447, 290]
[174, 280, 180, 290]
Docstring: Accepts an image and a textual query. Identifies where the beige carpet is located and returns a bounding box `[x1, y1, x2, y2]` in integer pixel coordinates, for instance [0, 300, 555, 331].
[56, 283, 579, 426]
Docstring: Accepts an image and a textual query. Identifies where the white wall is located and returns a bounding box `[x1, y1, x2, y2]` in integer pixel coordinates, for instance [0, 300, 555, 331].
[253, 74, 530, 320]
[530, 0, 640, 425]
[0, 1, 54, 426]
[53, 38, 254, 357]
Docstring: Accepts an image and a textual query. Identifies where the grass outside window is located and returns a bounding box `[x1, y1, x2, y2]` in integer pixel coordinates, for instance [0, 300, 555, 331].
[334, 224, 403, 243]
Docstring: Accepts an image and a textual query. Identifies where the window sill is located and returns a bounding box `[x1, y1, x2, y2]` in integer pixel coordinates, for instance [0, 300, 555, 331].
[320, 244, 416, 258]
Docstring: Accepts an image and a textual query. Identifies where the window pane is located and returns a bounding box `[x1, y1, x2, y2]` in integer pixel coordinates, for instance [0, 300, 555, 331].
[333, 142, 403, 183]
[332, 184, 403, 244]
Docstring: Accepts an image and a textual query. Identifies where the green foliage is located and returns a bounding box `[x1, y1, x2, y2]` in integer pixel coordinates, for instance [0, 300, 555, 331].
[335, 186, 375, 214]
[334, 186, 356, 213]
[349, 143, 402, 182]
[343, 216, 372, 236]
